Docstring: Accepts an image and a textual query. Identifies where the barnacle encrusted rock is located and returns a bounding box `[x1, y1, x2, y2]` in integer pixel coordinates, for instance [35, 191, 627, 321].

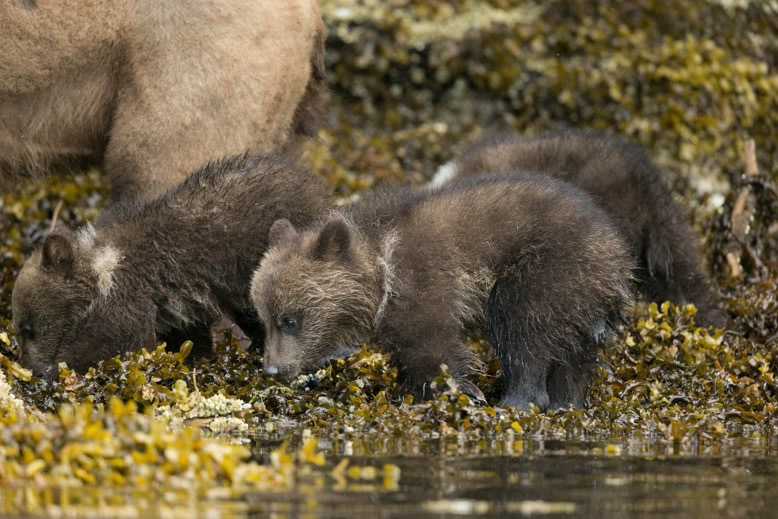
[0, 355, 27, 420]
[155, 379, 250, 438]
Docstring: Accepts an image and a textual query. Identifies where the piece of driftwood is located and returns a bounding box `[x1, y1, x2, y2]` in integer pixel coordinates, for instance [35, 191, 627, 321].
[725, 139, 763, 279]
[47, 199, 64, 234]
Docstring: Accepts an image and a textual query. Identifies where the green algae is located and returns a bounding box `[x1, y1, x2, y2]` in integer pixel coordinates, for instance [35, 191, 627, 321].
[1, 0, 778, 515]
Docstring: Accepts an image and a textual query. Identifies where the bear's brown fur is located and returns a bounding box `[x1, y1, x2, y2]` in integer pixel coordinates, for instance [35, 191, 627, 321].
[12, 154, 331, 380]
[251, 174, 633, 410]
[430, 130, 726, 327]
[0, 0, 326, 202]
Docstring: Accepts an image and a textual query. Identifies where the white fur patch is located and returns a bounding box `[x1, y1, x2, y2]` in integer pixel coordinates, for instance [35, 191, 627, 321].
[453, 267, 494, 325]
[77, 223, 97, 249]
[428, 160, 459, 188]
[374, 230, 400, 326]
[92, 245, 123, 296]
[162, 297, 193, 326]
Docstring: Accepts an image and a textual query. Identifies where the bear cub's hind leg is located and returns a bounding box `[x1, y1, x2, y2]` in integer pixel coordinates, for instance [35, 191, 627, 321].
[488, 275, 612, 410]
[487, 279, 555, 411]
[546, 360, 591, 409]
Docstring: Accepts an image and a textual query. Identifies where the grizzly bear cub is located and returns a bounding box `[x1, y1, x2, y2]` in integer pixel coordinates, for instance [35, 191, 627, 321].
[430, 129, 725, 327]
[251, 174, 633, 410]
[12, 154, 330, 380]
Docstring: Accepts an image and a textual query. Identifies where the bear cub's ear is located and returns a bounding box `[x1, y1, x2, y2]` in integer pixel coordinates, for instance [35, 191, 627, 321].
[42, 231, 75, 275]
[314, 220, 351, 262]
[268, 219, 298, 248]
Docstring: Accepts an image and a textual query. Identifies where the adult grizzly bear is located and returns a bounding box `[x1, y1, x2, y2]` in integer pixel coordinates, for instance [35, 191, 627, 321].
[0, 0, 326, 202]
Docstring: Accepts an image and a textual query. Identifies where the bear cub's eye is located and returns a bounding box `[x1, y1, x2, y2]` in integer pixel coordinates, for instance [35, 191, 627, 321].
[280, 315, 302, 334]
[19, 322, 35, 341]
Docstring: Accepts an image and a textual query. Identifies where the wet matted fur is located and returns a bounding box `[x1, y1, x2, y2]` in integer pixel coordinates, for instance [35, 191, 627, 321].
[430, 129, 725, 327]
[0, 0, 326, 202]
[251, 174, 634, 410]
[12, 154, 331, 380]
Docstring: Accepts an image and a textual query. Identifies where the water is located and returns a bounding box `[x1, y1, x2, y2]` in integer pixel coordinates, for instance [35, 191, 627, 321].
[245, 455, 778, 517]
[2, 435, 776, 518]
[244, 436, 778, 518]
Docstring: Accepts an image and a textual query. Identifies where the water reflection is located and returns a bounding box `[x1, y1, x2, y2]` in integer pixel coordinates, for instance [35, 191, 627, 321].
[2, 436, 776, 518]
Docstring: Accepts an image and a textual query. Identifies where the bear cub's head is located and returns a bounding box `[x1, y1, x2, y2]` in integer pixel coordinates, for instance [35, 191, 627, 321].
[12, 225, 121, 379]
[250, 218, 379, 379]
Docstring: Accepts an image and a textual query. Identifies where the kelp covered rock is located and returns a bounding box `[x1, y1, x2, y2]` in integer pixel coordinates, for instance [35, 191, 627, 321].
[2, 302, 773, 443]
[0, 353, 27, 421]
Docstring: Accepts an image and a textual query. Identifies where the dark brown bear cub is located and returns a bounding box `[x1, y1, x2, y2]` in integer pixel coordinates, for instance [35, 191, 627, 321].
[431, 129, 725, 327]
[251, 174, 633, 410]
[12, 154, 330, 380]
